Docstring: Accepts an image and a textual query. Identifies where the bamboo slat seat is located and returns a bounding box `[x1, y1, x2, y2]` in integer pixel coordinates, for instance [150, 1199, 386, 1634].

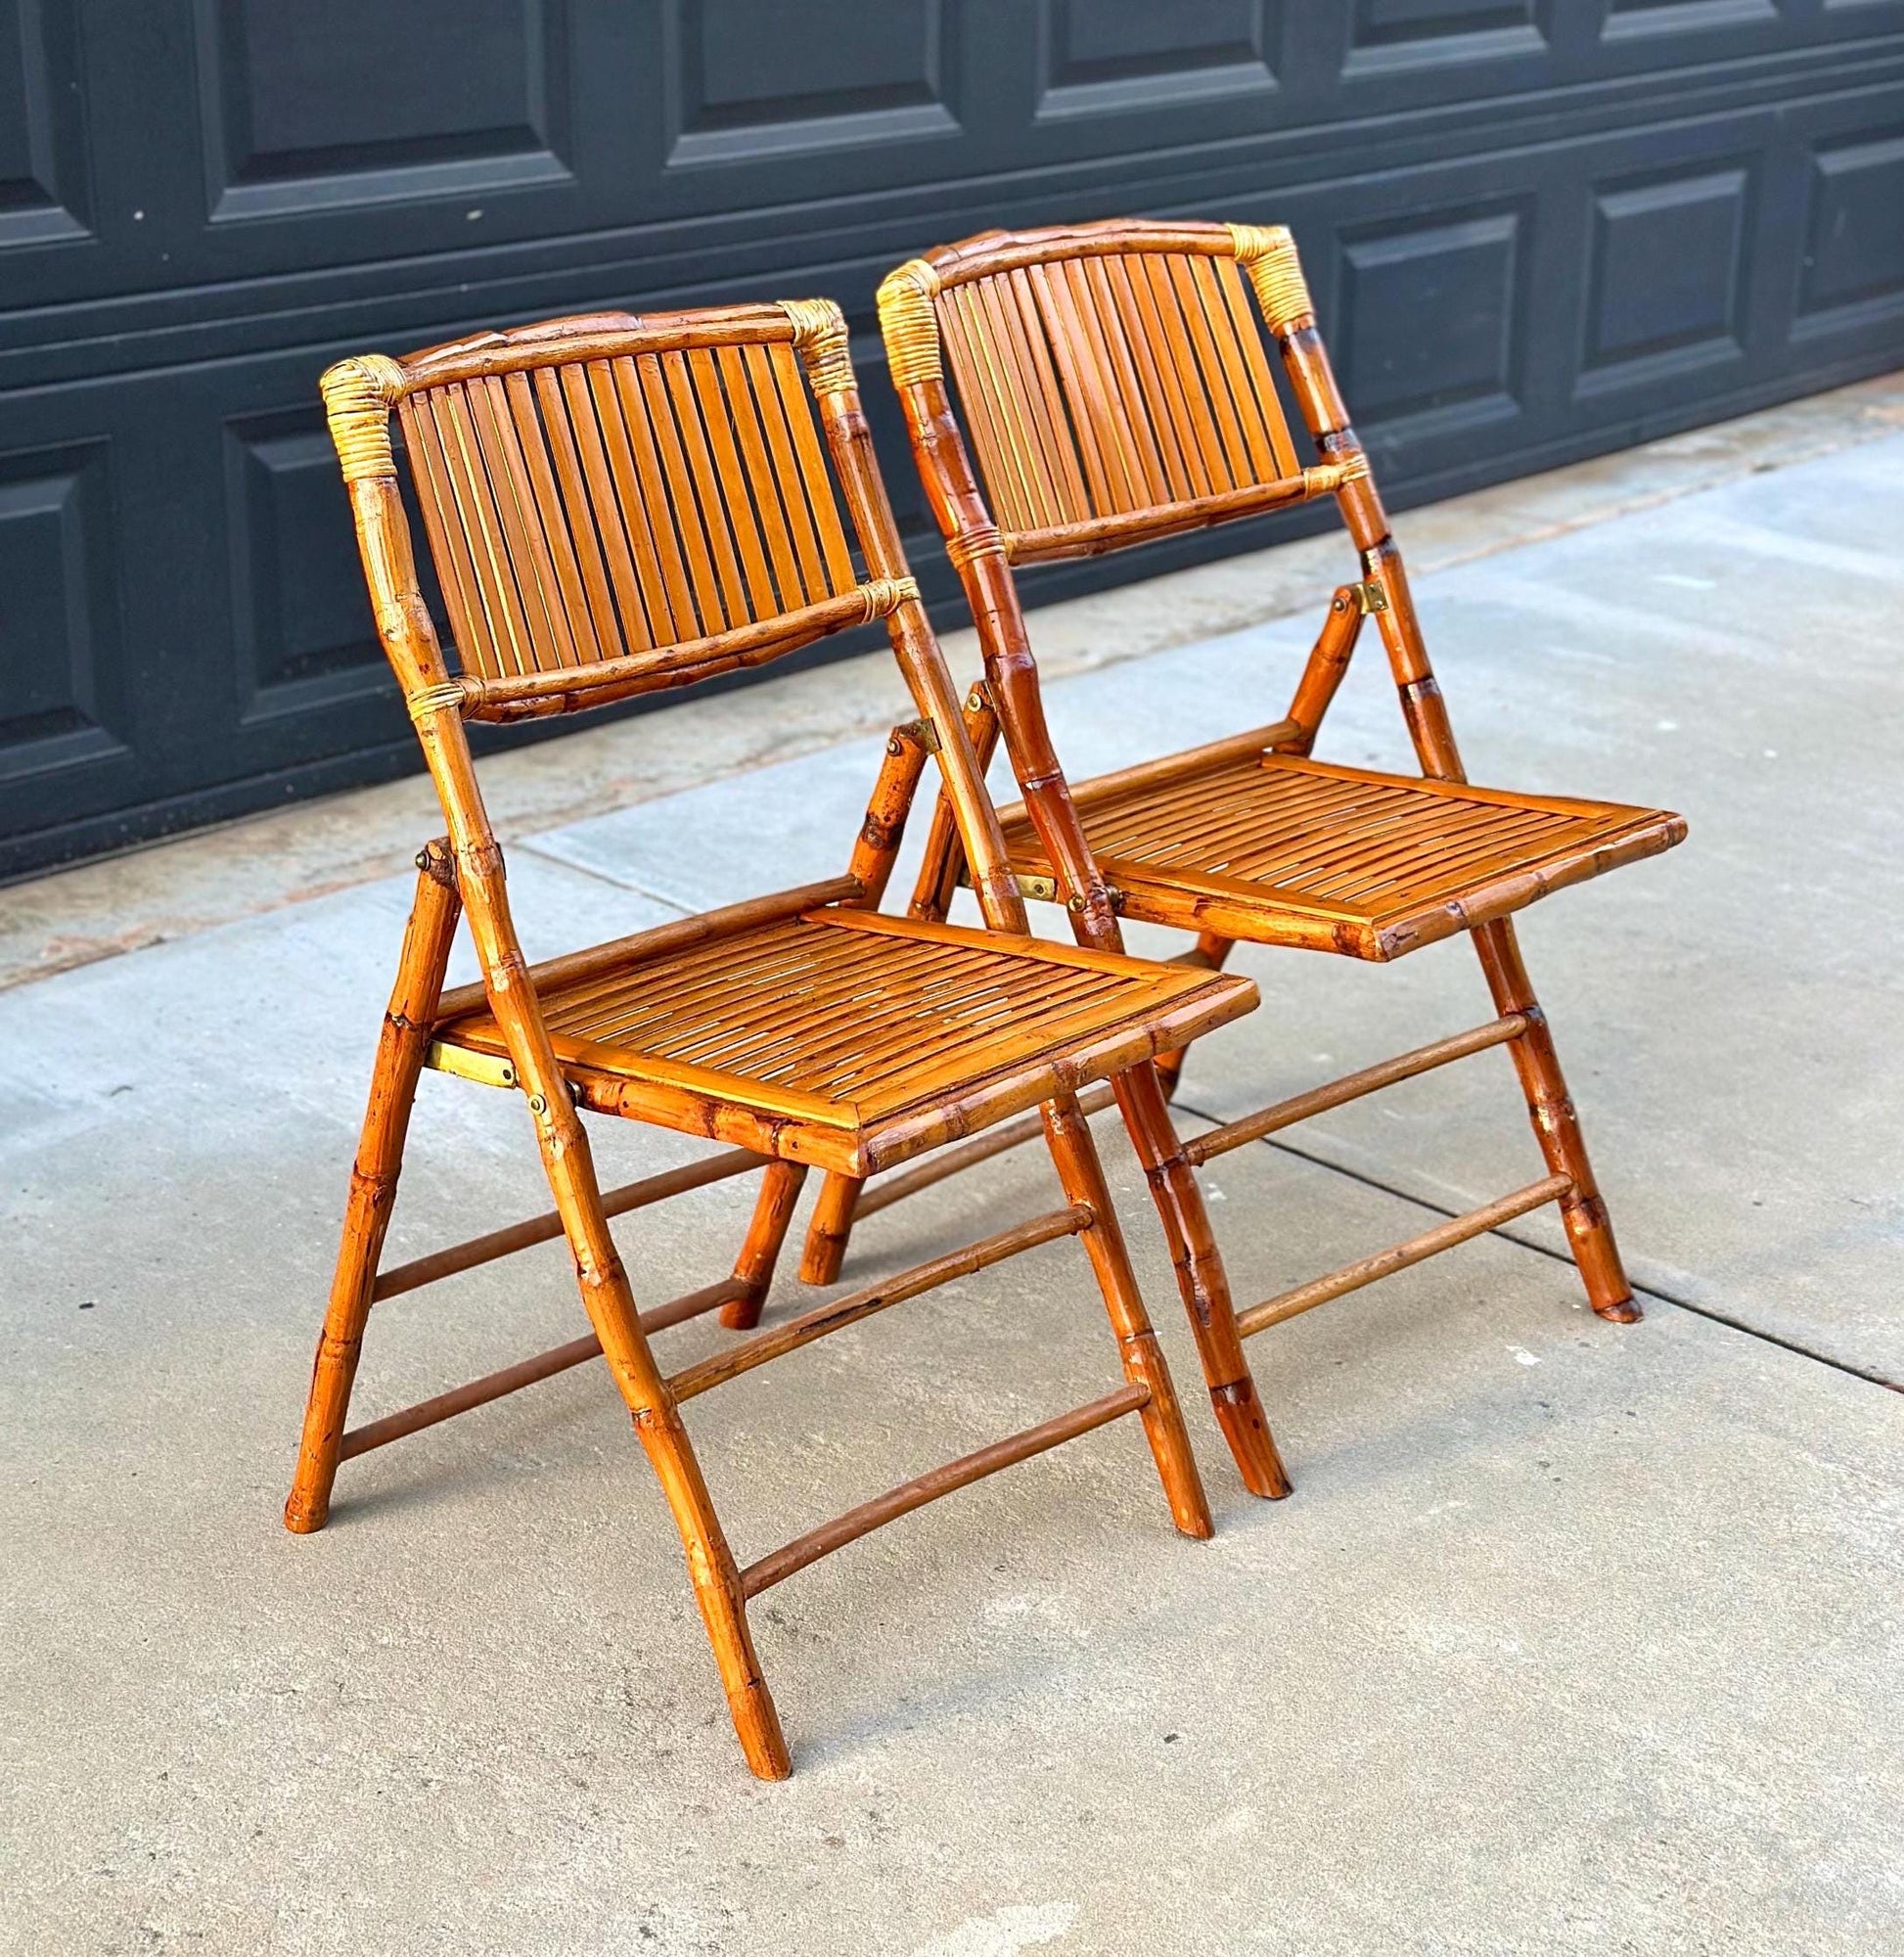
[429, 903, 1251, 1175]
[996, 751, 1686, 961]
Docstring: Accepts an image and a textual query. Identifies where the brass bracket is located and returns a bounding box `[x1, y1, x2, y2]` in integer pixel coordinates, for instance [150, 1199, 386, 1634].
[1017, 872, 1059, 903]
[897, 714, 941, 754]
[1351, 578, 1389, 616]
[426, 1042, 517, 1090]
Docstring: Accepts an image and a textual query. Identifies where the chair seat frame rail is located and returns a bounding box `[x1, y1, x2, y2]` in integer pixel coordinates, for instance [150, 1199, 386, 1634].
[795, 219, 1687, 1487]
[285, 299, 1254, 1780]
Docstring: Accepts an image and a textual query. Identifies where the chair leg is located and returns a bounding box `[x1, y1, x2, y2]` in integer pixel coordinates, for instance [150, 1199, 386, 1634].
[1153, 932, 1233, 1100]
[721, 1161, 809, 1330]
[1111, 1064, 1292, 1500]
[1040, 1096, 1212, 1540]
[286, 844, 461, 1534]
[548, 1111, 792, 1778]
[798, 1170, 860, 1285]
[1470, 918, 1641, 1324]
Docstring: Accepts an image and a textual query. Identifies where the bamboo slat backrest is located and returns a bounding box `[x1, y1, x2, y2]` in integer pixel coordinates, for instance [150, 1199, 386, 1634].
[880, 221, 1354, 565]
[324, 303, 919, 724]
[319, 297, 1036, 936]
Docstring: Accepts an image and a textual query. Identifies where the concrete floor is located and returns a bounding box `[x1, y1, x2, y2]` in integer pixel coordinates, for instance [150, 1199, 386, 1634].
[2, 405, 1900, 1954]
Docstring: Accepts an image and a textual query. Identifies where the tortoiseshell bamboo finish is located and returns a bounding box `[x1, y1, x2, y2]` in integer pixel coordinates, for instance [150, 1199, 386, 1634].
[804, 219, 1687, 1489]
[288, 299, 1258, 1780]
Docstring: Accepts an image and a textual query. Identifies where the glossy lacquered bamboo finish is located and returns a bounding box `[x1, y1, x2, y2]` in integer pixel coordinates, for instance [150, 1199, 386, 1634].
[813, 217, 1686, 1486]
[289, 299, 1246, 1780]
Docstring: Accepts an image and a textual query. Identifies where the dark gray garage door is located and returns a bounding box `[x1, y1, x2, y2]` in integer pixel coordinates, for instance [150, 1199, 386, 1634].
[4, 2, 1902, 880]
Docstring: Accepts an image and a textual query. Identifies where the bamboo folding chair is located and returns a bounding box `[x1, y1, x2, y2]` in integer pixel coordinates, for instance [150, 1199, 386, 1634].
[796, 220, 1686, 1492]
[284, 300, 1263, 1779]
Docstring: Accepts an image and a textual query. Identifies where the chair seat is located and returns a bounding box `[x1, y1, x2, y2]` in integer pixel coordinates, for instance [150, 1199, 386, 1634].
[429, 903, 1256, 1176]
[1001, 751, 1686, 961]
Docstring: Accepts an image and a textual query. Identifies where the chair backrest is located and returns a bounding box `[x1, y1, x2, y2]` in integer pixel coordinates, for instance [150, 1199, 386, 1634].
[878, 220, 1360, 567]
[325, 303, 920, 726]
[877, 218, 1466, 949]
[318, 298, 1037, 967]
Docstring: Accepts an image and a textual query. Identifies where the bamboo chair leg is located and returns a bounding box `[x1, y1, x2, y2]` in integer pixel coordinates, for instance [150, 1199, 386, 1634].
[799, 1170, 861, 1286]
[1470, 918, 1641, 1324]
[1040, 1095, 1212, 1540]
[1111, 1063, 1292, 1500]
[1153, 932, 1234, 1100]
[546, 1102, 791, 1778]
[721, 1161, 809, 1329]
[286, 843, 461, 1534]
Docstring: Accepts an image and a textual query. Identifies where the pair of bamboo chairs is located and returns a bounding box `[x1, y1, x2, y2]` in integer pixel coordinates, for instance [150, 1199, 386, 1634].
[287, 220, 1684, 1781]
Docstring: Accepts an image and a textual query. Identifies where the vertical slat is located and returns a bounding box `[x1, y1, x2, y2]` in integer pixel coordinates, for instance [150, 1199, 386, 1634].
[1000, 268, 1092, 523]
[1027, 260, 1119, 513]
[605, 355, 702, 637]
[578, 359, 675, 647]
[432, 384, 537, 677]
[466, 375, 568, 671]
[741, 341, 828, 605]
[767, 342, 857, 594]
[1105, 255, 1198, 505]
[1189, 256, 1282, 485]
[533, 367, 628, 662]
[640, 353, 730, 633]
[942, 285, 1041, 532]
[1214, 255, 1302, 479]
[663, 351, 751, 626]
[972, 274, 1074, 530]
[1137, 253, 1227, 498]
[1079, 254, 1172, 508]
[513, 369, 612, 664]
[1166, 256, 1252, 491]
[718, 343, 804, 613]
[689, 348, 779, 622]
[400, 396, 503, 679]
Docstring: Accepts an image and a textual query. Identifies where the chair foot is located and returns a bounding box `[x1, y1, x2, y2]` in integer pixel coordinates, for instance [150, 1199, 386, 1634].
[1211, 1379, 1292, 1500]
[282, 1493, 330, 1535]
[1594, 1294, 1643, 1325]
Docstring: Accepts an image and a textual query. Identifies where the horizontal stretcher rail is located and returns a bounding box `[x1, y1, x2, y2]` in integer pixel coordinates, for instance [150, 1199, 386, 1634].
[669, 1204, 1093, 1404]
[1184, 1016, 1528, 1166]
[338, 1277, 746, 1462]
[1235, 1173, 1572, 1339]
[373, 1148, 766, 1301]
[856, 1085, 1118, 1218]
[740, 1382, 1151, 1598]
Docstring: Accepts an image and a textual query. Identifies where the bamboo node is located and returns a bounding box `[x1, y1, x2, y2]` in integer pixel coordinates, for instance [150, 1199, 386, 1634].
[1227, 223, 1314, 336]
[320, 354, 405, 482]
[779, 298, 855, 397]
[946, 525, 1005, 572]
[877, 259, 944, 388]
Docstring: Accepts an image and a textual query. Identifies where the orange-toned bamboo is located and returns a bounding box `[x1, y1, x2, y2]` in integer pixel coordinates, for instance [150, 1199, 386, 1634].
[285, 842, 461, 1534]
[295, 304, 1251, 1785]
[741, 1383, 1152, 1598]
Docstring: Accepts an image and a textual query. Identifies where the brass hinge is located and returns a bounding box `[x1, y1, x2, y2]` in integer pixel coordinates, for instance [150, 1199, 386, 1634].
[425, 1042, 517, 1090]
[895, 714, 941, 754]
[1351, 578, 1389, 616]
[1016, 872, 1059, 902]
